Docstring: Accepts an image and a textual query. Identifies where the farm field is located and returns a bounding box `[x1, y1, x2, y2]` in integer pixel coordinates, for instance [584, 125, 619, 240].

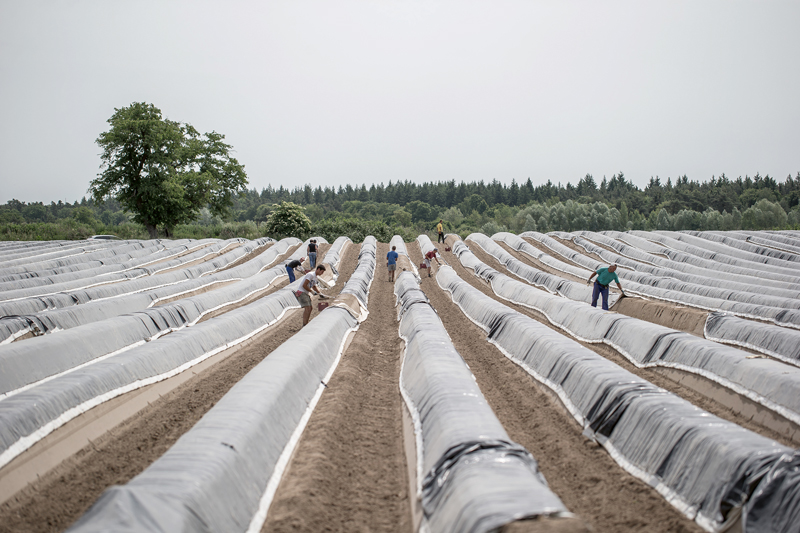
[0, 231, 798, 533]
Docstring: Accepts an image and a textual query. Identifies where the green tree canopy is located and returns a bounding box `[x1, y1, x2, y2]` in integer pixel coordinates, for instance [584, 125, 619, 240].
[91, 102, 248, 238]
[264, 201, 312, 239]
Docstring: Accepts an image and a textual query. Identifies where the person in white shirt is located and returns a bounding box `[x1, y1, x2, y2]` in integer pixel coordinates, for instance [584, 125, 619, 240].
[295, 265, 326, 327]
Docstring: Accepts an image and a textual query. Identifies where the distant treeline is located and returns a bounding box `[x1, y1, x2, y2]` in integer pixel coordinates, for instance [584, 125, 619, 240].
[2, 172, 799, 241]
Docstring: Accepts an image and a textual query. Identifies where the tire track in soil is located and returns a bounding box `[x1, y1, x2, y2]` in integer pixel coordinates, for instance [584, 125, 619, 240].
[0, 244, 359, 533]
[263, 241, 411, 533]
[407, 240, 702, 533]
[467, 239, 794, 447]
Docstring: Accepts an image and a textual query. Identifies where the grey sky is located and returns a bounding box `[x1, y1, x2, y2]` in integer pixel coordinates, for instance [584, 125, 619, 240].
[1, 0, 798, 204]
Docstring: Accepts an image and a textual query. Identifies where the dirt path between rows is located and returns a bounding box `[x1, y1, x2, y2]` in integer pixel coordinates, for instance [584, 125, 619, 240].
[0, 245, 358, 533]
[463, 239, 794, 447]
[408, 240, 702, 533]
[263, 242, 411, 533]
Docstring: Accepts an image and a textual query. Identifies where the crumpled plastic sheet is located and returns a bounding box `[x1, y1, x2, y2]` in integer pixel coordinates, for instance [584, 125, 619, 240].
[0, 238, 253, 303]
[0, 238, 294, 344]
[737, 231, 800, 254]
[0, 237, 291, 318]
[642, 231, 800, 278]
[453, 238, 800, 427]
[610, 231, 800, 286]
[0, 284, 302, 471]
[394, 270, 569, 533]
[466, 233, 619, 306]
[682, 231, 800, 264]
[704, 312, 800, 367]
[435, 265, 800, 533]
[339, 236, 376, 307]
[492, 232, 593, 280]
[581, 231, 800, 295]
[0, 240, 197, 286]
[707, 231, 800, 256]
[521, 232, 800, 329]
[319, 236, 351, 282]
[0, 238, 330, 396]
[64, 240, 376, 533]
[570, 234, 800, 308]
[0, 240, 147, 270]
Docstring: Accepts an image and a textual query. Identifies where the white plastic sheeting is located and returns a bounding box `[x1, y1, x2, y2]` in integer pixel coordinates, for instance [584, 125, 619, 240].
[64, 238, 376, 533]
[451, 239, 800, 427]
[395, 271, 570, 532]
[0, 238, 296, 344]
[682, 231, 800, 264]
[390, 234, 420, 278]
[521, 232, 800, 329]
[0, 238, 322, 398]
[0, 237, 291, 318]
[435, 264, 800, 533]
[467, 233, 620, 306]
[704, 312, 800, 367]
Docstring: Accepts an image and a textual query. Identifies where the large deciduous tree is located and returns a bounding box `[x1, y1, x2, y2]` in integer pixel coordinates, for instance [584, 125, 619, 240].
[91, 102, 248, 238]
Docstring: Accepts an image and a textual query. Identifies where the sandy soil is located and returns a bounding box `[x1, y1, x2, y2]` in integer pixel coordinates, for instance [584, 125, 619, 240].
[408, 241, 702, 532]
[0, 244, 357, 533]
[263, 242, 411, 533]
[461, 241, 795, 448]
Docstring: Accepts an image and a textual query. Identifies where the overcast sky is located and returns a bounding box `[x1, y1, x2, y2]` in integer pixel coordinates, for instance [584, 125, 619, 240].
[1, 0, 798, 204]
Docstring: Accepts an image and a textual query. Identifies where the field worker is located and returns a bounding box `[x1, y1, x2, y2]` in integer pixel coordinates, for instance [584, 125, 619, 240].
[423, 248, 441, 277]
[387, 245, 399, 282]
[307, 239, 318, 269]
[295, 265, 327, 327]
[587, 264, 626, 311]
[285, 258, 307, 283]
[437, 219, 445, 243]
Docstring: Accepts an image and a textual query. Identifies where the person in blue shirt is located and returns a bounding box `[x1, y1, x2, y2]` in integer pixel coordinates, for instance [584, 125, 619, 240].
[387, 245, 399, 282]
[587, 264, 626, 311]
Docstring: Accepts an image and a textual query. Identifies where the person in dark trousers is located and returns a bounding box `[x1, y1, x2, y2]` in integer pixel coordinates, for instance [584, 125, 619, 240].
[387, 245, 399, 282]
[437, 220, 445, 243]
[307, 239, 318, 268]
[285, 259, 306, 283]
[587, 264, 626, 311]
[295, 265, 327, 327]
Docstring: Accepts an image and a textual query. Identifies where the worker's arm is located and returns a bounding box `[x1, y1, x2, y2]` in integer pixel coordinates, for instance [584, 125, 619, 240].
[587, 271, 596, 284]
[615, 281, 625, 296]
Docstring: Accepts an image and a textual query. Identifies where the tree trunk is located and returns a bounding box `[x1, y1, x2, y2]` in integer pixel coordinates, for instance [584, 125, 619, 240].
[145, 223, 158, 239]
[165, 226, 174, 238]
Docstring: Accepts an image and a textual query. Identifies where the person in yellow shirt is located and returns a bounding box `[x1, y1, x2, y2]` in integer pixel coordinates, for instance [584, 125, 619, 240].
[437, 219, 445, 243]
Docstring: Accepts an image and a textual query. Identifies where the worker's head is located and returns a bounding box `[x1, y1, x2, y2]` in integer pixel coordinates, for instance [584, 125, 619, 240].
[315, 265, 326, 275]
[433, 247, 438, 252]
[392, 245, 396, 250]
[608, 264, 618, 272]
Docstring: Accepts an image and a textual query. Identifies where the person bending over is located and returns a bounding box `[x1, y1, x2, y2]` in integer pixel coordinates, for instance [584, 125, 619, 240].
[387, 245, 399, 282]
[587, 264, 625, 311]
[285, 258, 306, 283]
[423, 248, 441, 277]
[295, 265, 327, 327]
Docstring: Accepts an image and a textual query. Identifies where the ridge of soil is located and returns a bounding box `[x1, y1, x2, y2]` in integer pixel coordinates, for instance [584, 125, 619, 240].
[0, 244, 359, 533]
[407, 240, 702, 533]
[263, 242, 411, 533]
[464, 240, 794, 447]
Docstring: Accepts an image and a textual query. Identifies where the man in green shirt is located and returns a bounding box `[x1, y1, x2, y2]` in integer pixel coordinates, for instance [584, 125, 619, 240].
[587, 264, 625, 310]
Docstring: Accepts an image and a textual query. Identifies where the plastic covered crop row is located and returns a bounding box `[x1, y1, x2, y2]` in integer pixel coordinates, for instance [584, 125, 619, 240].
[319, 235, 352, 283]
[0, 240, 146, 269]
[0, 239, 249, 302]
[390, 234, 420, 278]
[467, 233, 620, 306]
[639, 231, 799, 278]
[0, 238, 295, 343]
[737, 231, 800, 253]
[452, 239, 800, 426]
[339, 236, 376, 307]
[435, 265, 800, 533]
[492, 232, 594, 280]
[0, 237, 292, 318]
[394, 270, 570, 532]
[521, 232, 800, 328]
[0, 237, 332, 396]
[581, 231, 800, 293]
[570, 235, 800, 308]
[683, 231, 800, 264]
[64, 238, 376, 533]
